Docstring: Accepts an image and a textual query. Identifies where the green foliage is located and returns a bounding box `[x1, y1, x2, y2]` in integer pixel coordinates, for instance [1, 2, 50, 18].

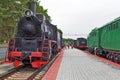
[0, 0, 51, 44]
[35, 1, 51, 20]
[58, 29, 63, 34]
[63, 38, 74, 45]
[58, 28, 63, 39]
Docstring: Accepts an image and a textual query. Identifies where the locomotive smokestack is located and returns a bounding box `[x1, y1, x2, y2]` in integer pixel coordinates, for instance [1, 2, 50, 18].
[28, 2, 36, 14]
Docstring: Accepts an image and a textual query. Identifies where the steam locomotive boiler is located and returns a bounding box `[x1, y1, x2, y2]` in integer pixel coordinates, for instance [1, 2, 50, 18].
[4, 2, 62, 68]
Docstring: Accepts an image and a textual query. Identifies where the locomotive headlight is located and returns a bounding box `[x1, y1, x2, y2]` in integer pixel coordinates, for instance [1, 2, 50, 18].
[24, 9, 33, 17]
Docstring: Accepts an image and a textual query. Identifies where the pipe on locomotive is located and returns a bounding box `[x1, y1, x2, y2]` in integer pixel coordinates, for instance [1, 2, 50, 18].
[28, 2, 36, 14]
[24, 2, 36, 17]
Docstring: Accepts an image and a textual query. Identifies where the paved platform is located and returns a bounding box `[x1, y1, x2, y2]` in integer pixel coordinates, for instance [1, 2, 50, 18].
[43, 48, 120, 80]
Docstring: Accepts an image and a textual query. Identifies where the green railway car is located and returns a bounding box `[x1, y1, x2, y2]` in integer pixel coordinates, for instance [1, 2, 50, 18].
[87, 17, 120, 62]
[87, 28, 100, 53]
[99, 19, 120, 50]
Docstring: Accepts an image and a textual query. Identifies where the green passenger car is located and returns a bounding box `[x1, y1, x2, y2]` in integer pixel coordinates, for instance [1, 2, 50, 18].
[99, 19, 120, 50]
[87, 17, 120, 62]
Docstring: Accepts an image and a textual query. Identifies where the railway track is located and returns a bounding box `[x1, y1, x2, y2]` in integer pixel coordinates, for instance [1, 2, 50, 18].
[0, 52, 61, 80]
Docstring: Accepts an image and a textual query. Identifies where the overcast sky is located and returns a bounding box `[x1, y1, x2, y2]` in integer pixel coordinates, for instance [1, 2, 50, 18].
[40, 0, 120, 39]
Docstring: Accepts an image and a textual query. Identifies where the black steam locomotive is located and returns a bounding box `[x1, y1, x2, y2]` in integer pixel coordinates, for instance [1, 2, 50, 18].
[4, 2, 63, 68]
[76, 38, 87, 50]
[73, 38, 87, 50]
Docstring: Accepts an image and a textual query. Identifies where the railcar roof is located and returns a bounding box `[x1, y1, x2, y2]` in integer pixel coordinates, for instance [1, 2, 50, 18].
[89, 17, 120, 36]
[90, 27, 98, 32]
[98, 16, 120, 29]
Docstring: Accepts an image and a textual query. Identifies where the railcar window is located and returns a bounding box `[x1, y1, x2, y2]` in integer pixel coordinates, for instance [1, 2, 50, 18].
[110, 25, 112, 31]
[108, 25, 110, 31]
[108, 25, 110, 30]
[116, 22, 118, 29]
[114, 23, 116, 29]
[114, 22, 118, 30]
[108, 22, 118, 31]
[111, 24, 113, 30]
[113, 24, 115, 30]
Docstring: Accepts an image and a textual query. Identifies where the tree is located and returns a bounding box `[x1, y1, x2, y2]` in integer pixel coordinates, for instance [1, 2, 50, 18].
[0, 0, 51, 44]
[63, 38, 74, 45]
